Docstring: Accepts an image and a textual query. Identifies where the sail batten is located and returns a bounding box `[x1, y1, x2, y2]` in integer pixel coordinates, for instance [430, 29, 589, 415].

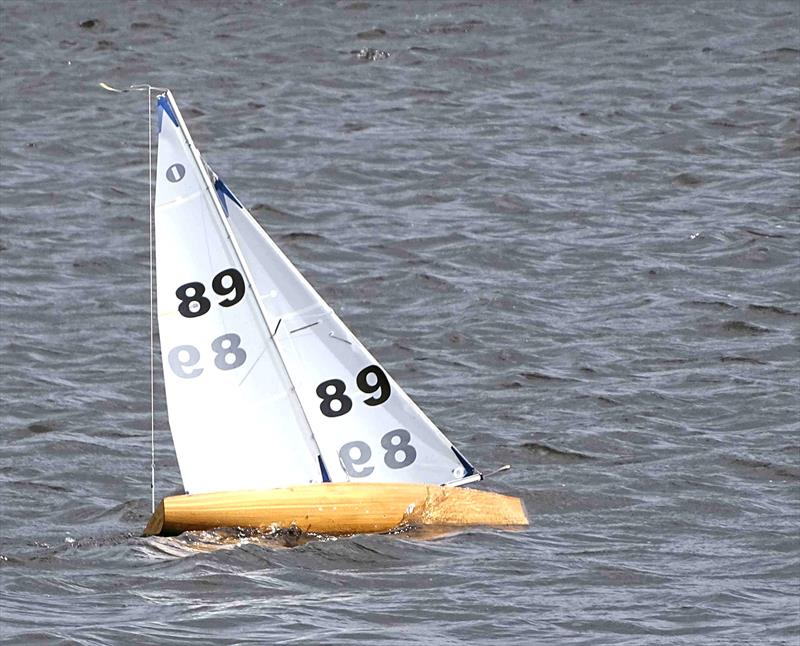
[154, 91, 477, 495]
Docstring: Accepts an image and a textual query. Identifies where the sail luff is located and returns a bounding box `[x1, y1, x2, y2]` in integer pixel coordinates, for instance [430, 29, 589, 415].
[158, 90, 330, 479]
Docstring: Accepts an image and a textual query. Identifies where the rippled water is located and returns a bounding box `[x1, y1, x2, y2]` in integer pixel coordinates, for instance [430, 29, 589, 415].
[1, 1, 798, 643]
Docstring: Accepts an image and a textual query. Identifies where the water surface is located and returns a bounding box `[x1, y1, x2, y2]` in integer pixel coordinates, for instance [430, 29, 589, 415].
[1, 1, 798, 643]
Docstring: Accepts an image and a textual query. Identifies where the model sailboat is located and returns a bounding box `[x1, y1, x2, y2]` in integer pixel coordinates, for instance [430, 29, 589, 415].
[143, 91, 527, 536]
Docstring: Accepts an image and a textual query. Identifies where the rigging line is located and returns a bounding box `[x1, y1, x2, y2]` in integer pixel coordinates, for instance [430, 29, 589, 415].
[148, 87, 156, 514]
[99, 81, 165, 511]
[99, 82, 169, 94]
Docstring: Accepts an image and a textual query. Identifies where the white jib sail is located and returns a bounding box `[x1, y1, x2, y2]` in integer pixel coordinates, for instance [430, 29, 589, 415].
[155, 91, 477, 494]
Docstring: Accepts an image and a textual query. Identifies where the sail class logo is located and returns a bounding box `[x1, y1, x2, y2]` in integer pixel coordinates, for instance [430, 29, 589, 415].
[166, 163, 185, 182]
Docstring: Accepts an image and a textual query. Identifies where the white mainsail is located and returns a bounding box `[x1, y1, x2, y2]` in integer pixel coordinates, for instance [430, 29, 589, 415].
[154, 91, 476, 494]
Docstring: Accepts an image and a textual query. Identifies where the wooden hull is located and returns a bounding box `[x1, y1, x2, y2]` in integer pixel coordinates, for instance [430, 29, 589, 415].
[144, 482, 528, 537]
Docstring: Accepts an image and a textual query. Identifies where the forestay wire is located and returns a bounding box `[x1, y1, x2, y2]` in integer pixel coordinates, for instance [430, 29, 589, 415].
[100, 82, 168, 513]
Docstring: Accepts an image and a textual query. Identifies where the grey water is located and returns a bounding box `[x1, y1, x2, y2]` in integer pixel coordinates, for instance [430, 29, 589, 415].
[1, 1, 798, 643]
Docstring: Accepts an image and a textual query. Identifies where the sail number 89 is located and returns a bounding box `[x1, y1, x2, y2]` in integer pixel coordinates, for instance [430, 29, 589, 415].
[339, 429, 417, 477]
[316, 365, 390, 417]
[176, 268, 245, 318]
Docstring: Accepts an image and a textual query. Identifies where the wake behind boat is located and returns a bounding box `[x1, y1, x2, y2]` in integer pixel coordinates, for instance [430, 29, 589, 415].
[142, 90, 527, 536]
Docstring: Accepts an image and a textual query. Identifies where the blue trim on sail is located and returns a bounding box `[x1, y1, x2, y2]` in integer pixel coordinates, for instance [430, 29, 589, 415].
[215, 183, 229, 215]
[451, 446, 476, 477]
[157, 94, 179, 129]
[318, 455, 331, 483]
[214, 177, 243, 217]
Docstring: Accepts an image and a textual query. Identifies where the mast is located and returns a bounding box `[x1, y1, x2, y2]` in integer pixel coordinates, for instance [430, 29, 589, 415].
[157, 90, 333, 481]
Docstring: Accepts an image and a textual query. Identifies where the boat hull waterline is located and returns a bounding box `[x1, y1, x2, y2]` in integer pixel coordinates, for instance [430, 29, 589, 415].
[144, 482, 529, 537]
